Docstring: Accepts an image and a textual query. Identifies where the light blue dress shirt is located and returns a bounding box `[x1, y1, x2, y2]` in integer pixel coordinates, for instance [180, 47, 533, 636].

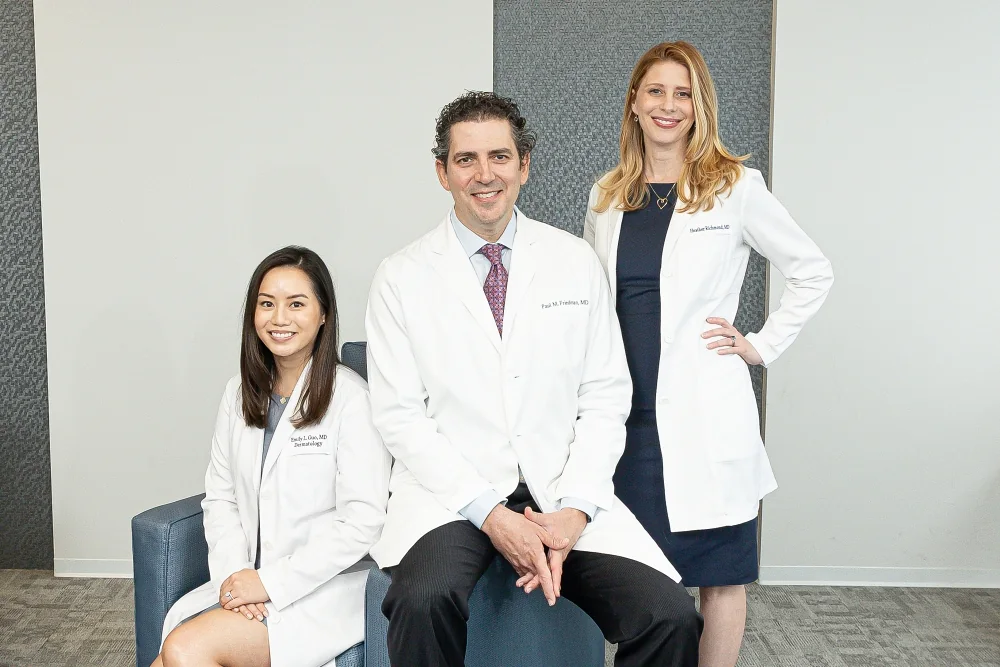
[449, 210, 598, 529]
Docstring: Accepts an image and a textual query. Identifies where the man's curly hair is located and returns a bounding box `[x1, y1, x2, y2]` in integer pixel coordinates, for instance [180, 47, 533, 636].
[432, 91, 537, 164]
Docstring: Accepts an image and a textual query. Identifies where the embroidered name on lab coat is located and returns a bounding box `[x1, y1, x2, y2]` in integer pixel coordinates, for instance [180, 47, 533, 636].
[689, 224, 730, 233]
[541, 299, 589, 309]
[290, 434, 327, 448]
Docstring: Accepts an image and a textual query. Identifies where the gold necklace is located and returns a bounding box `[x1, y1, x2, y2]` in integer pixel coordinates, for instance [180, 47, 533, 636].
[274, 385, 291, 404]
[647, 182, 676, 210]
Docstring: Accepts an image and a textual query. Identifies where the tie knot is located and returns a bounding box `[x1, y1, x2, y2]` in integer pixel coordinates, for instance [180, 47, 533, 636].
[479, 243, 504, 267]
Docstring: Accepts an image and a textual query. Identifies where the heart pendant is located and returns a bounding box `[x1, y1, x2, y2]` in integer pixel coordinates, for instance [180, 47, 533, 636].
[656, 197, 669, 210]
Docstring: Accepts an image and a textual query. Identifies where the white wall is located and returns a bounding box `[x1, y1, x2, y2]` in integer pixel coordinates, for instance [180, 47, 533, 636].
[762, 0, 1000, 586]
[35, 1, 493, 576]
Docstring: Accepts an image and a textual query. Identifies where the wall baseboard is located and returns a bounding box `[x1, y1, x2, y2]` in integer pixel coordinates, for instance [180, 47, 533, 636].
[54, 558, 133, 578]
[49, 561, 1000, 586]
[759, 566, 1000, 588]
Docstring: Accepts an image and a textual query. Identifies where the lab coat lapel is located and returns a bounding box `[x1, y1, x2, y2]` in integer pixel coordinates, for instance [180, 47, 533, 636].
[259, 358, 313, 483]
[499, 208, 537, 348]
[428, 218, 502, 353]
[661, 199, 693, 268]
[607, 207, 624, 293]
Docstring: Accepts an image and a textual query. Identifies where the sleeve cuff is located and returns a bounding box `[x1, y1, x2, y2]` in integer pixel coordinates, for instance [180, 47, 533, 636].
[557, 497, 597, 523]
[744, 332, 778, 368]
[255, 563, 292, 611]
[459, 489, 506, 529]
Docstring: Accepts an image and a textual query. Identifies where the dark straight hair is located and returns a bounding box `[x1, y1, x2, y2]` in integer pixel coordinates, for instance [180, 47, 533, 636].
[239, 246, 340, 429]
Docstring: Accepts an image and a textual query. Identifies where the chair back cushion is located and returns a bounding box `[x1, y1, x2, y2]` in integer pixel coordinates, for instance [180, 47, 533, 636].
[341, 342, 368, 381]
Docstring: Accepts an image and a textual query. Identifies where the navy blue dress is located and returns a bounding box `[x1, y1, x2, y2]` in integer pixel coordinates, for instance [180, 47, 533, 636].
[613, 184, 759, 588]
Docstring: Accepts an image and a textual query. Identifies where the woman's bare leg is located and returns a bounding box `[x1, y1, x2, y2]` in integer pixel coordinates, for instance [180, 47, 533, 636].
[697, 585, 746, 667]
[155, 608, 270, 667]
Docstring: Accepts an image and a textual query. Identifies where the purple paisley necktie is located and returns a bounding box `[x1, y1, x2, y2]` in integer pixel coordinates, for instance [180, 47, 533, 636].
[479, 243, 507, 335]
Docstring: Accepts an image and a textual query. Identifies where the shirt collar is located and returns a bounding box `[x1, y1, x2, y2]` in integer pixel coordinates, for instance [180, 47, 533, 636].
[450, 209, 517, 258]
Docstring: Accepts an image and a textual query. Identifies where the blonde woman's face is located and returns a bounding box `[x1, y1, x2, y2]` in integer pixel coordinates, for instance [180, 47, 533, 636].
[631, 60, 695, 150]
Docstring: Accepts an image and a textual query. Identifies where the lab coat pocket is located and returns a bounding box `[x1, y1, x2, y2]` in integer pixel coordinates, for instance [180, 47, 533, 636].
[697, 374, 760, 462]
[679, 230, 735, 298]
[288, 445, 334, 456]
[711, 456, 763, 516]
[535, 298, 590, 370]
[286, 436, 337, 502]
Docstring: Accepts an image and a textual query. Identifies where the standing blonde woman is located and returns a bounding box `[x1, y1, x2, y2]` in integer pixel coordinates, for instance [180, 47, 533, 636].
[584, 42, 833, 666]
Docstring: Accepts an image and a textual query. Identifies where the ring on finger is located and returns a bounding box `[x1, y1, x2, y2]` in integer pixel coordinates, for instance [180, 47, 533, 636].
[730, 335, 737, 346]
[225, 591, 233, 600]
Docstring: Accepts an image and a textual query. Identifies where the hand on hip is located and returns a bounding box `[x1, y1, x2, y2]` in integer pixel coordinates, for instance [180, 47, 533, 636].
[703, 317, 763, 366]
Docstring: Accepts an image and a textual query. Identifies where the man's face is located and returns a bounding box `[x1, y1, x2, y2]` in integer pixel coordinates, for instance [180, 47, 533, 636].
[435, 118, 530, 238]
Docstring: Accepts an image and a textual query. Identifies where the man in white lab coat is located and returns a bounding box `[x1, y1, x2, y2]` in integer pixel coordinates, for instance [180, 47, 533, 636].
[365, 91, 702, 667]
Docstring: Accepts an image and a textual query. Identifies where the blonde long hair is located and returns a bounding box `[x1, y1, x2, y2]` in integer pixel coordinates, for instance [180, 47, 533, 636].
[594, 41, 747, 214]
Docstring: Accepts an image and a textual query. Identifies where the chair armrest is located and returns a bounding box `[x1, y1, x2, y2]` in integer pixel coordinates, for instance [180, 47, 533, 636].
[131, 494, 209, 667]
[364, 566, 392, 667]
[336, 642, 365, 667]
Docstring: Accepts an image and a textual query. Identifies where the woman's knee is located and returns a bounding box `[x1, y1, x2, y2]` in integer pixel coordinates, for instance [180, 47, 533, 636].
[160, 624, 205, 667]
[699, 584, 746, 604]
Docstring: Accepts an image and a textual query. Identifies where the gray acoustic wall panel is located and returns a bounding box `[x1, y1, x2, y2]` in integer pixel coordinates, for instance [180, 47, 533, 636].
[1, 0, 54, 569]
[494, 0, 772, 413]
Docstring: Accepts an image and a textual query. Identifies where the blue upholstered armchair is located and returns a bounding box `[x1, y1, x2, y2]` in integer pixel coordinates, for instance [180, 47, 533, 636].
[131, 342, 605, 667]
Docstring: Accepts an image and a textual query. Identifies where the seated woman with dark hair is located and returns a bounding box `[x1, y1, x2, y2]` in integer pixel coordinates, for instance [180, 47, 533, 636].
[152, 246, 391, 667]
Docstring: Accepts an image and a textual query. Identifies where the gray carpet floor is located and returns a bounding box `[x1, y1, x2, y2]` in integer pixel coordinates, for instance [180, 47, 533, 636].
[1, 569, 997, 666]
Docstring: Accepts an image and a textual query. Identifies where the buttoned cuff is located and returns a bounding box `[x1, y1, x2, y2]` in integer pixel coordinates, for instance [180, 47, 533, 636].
[459, 489, 507, 529]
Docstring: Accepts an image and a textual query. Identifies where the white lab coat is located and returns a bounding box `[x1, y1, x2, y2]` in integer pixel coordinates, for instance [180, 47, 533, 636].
[584, 167, 834, 531]
[160, 363, 391, 667]
[365, 210, 680, 581]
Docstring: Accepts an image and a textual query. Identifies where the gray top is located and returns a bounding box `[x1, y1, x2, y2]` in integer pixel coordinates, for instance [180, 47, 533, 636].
[261, 393, 288, 474]
[255, 394, 288, 569]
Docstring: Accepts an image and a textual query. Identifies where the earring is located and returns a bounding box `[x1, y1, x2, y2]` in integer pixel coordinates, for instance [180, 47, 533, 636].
[634, 114, 639, 122]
